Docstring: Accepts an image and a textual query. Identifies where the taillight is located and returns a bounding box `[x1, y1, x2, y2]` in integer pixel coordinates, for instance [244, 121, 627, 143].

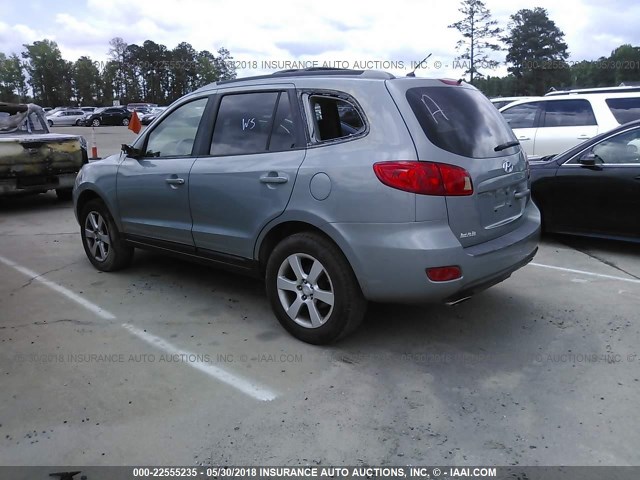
[373, 161, 473, 196]
[426, 266, 462, 282]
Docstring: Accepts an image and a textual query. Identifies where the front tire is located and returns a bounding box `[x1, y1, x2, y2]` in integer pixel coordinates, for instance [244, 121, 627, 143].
[122, 118, 130, 126]
[265, 232, 366, 344]
[80, 199, 133, 271]
[47, 120, 53, 127]
[91, 119, 101, 127]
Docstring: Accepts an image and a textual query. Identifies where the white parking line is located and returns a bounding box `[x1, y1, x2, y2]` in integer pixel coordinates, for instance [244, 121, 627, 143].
[530, 262, 640, 285]
[0, 254, 116, 320]
[0, 254, 278, 402]
[122, 324, 278, 402]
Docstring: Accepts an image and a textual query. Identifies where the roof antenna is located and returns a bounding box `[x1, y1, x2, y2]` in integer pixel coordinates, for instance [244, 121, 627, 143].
[406, 53, 432, 77]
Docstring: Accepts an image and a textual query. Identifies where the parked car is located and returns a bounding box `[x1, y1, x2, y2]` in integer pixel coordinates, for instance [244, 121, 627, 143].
[83, 107, 132, 127]
[499, 92, 640, 159]
[490, 96, 540, 109]
[530, 120, 640, 242]
[46, 109, 87, 126]
[79, 106, 97, 114]
[73, 68, 540, 344]
[140, 107, 167, 125]
[0, 103, 88, 199]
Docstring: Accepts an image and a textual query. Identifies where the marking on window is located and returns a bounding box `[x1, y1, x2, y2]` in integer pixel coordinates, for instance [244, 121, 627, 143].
[421, 94, 449, 124]
[242, 118, 256, 130]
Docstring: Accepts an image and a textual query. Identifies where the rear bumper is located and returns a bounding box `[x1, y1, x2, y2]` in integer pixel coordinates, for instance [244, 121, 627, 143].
[330, 201, 541, 303]
[0, 173, 77, 195]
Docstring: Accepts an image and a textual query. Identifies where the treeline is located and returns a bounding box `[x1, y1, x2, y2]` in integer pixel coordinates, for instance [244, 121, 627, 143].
[448, 3, 640, 97]
[475, 44, 640, 97]
[0, 37, 237, 107]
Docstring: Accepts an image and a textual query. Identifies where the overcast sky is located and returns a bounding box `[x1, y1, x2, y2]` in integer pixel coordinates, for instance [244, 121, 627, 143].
[1, 0, 639, 79]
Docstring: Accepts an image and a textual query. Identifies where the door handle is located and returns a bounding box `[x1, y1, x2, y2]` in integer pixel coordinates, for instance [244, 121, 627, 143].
[517, 136, 530, 141]
[577, 135, 590, 140]
[514, 188, 530, 199]
[165, 177, 185, 185]
[260, 172, 288, 184]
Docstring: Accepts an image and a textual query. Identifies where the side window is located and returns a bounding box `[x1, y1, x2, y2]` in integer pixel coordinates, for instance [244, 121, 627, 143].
[210, 92, 279, 156]
[606, 97, 640, 124]
[144, 97, 208, 157]
[501, 102, 541, 129]
[542, 100, 596, 127]
[309, 95, 365, 141]
[268, 93, 299, 152]
[591, 129, 640, 164]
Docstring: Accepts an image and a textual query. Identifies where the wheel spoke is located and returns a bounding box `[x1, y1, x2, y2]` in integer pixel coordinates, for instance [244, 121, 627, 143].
[307, 260, 324, 285]
[287, 255, 306, 282]
[89, 240, 98, 257]
[286, 297, 304, 320]
[89, 213, 99, 230]
[308, 301, 323, 327]
[98, 242, 108, 260]
[277, 276, 298, 292]
[313, 288, 334, 307]
[96, 215, 105, 233]
[84, 229, 96, 240]
[100, 234, 111, 246]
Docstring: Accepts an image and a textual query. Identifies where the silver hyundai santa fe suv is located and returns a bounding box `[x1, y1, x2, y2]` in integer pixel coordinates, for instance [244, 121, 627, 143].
[73, 68, 540, 344]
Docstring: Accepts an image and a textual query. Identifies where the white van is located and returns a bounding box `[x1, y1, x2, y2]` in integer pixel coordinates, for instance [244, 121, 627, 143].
[499, 92, 640, 158]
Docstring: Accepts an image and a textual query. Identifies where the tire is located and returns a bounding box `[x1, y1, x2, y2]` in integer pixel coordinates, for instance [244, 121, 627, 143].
[55, 188, 73, 201]
[79, 198, 133, 272]
[75, 119, 81, 126]
[265, 232, 367, 344]
[122, 118, 129, 126]
[91, 119, 100, 127]
[47, 120, 53, 127]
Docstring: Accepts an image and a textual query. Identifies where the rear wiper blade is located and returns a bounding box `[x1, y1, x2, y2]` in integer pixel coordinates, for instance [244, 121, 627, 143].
[494, 141, 520, 152]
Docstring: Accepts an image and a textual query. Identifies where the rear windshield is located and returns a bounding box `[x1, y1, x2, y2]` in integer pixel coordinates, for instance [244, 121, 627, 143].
[406, 86, 518, 158]
[606, 97, 640, 124]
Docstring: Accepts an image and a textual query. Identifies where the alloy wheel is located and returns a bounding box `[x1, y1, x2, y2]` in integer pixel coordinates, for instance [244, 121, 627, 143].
[276, 253, 334, 328]
[84, 211, 111, 262]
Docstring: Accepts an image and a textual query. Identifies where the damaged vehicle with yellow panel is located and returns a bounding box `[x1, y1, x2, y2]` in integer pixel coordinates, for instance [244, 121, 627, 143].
[0, 103, 88, 200]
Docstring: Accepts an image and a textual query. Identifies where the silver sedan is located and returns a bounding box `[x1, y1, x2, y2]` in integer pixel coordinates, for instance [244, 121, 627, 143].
[46, 110, 87, 126]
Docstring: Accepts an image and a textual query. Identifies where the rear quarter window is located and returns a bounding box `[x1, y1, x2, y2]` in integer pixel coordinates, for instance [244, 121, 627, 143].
[406, 86, 518, 158]
[606, 97, 640, 124]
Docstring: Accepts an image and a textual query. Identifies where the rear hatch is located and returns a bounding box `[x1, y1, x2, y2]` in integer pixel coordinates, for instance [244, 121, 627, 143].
[386, 79, 530, 247]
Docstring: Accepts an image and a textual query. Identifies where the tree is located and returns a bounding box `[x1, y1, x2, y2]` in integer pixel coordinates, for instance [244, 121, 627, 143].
[448, 0, 502, 83]
[73, 56, 101, 104]
[22, 40, 70, 105]
[108, 37, 128, 102]
[504, 8, 569, 95]
[0, 53, 27, 102]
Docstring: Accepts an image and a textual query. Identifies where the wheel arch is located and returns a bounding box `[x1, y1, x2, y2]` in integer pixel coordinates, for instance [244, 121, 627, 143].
[255, 217, 368, 296]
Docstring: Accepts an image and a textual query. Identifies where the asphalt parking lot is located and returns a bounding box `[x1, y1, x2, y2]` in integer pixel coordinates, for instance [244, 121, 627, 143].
[1, 128, 639, 466]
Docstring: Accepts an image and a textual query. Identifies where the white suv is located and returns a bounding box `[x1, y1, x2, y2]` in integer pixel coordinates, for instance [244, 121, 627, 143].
[499, 93, 640, 158]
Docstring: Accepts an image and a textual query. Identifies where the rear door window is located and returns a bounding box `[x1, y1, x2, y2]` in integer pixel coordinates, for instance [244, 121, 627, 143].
[211, 91, 302, 155]
[605, 97, 640, 124]
[406, 86, 518, 158]
[542, 100, 596, 127]
[501, 102, 543, 129]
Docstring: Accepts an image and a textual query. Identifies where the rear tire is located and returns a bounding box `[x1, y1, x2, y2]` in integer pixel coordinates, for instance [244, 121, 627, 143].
[80, 199, 133, 271]
[122, 118, 130, 126]
[91, 119, 100, 127]
[47, 120, 53, 127]
[265, 232, 367, 344]
[55, 188, 72, 201]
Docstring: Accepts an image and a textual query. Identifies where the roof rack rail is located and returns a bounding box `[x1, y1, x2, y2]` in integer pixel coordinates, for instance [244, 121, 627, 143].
[215, 67, 395, 86]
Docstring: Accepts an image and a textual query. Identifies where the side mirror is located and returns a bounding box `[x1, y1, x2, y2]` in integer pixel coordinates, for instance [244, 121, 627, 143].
[578, 151, 598, 166]
[121, 144, 142, 158]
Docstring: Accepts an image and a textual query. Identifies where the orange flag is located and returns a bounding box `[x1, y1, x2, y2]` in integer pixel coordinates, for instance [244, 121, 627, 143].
[128, 111, 142, 134]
